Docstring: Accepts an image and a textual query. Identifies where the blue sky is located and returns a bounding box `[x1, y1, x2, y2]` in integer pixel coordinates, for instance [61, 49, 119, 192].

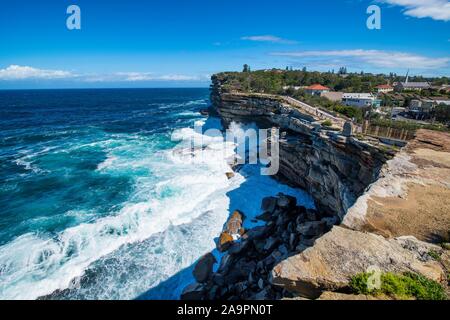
[0, 0, 449, 88]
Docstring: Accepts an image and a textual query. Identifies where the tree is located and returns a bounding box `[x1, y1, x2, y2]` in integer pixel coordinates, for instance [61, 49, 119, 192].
[338, 67, 347, 75]
[433, 104, 450, 123]
[243, 64, 250, 73]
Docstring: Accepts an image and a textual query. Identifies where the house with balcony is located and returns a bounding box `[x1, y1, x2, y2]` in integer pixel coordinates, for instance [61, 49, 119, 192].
[342, 93, 381, 108]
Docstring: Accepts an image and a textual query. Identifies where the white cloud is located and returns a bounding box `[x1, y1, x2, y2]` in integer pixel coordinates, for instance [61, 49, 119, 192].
[0, 66, 206, 83]
[380, 0, 450, 21]
[159, 74, 200, 81]
[0, 65, 73, 80]
[241, 35, 297, 44]
[115, 72, 154, 81]
[271, 49, 450, 69]
[115, 72, 202, 82]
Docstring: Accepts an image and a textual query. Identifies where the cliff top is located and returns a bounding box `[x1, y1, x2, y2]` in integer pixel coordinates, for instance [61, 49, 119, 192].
[344, 129, 450, 243]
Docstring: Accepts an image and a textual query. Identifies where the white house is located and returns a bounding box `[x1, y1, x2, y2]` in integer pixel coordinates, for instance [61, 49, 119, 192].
[408, 98, 450, 119]
[375, 84, 394, 93]
[305, 84, 330, 96]
[342, 93, 380, 108]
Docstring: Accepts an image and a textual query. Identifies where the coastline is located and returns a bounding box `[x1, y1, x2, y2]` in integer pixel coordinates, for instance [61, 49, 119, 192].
[180, 77, 450, 300]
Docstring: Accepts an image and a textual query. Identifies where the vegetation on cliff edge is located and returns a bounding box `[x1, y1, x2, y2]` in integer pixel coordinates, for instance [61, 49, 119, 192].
[349, 271, 447, 300]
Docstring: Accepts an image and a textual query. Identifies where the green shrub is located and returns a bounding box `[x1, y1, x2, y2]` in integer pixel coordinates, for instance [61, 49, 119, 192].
[428, 250, 441, 261]
[349, 272, 373, 295]
[322, 120, 333, 127]
[349, 272, 447, 300]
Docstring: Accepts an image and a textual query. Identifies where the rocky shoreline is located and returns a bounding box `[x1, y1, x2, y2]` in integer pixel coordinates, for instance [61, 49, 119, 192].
[181, 193, 336, 300]
[181, 75, 450, 300]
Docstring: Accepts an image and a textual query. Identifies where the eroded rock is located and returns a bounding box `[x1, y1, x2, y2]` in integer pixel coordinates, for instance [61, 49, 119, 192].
[193, 253, 217, 283]
[271, 226, 445, 299]
[181, 283, 205, 300]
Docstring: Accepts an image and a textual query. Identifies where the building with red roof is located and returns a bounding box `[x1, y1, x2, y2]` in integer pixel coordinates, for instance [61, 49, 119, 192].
[305, 84, 330, 96]
[375, 84, 394, 93]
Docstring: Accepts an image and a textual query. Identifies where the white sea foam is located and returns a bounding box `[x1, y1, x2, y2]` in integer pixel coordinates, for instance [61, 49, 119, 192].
[96, 155, 118, 170]
[0, 119, 315, 300]
[0, 120, 233, 299]
[13, 146, 57, 174]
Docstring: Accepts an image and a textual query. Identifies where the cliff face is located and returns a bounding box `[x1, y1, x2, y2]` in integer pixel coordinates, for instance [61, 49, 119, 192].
[211, 75, 393, 219]
[272, 129, 450, 299]
[181, 76, 449, 301]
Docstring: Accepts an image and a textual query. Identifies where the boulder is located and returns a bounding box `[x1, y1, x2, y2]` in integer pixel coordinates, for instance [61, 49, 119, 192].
[225, 172, 235, 179]
[256, 211, 273, 222]
[321, 216, 339, 229]
[228, 239, 250, 255]
[225, 259, 256, 282]
[277, 194, 297, 209]
[244, 226, 270, 241]
[305, 209, 319, 221]
[218, 210, 246, 252]
[180, 283, 205, 300]
[289, 233, 297, 249]
[271, 226, 445, 299]
[278, 244, 289, 256]
[207, 285, 219, 300]
[218, 232, 234, 252]
[257, 278, 265, 290]
[263, 237, 279, 252]
[193, 253, 217, 283]
[212, 273, 226, 286]
[261, 197, 277, 213]
[225, 210, 244, 235]
[296, 221, 326, 237]
[217, 253, 233, 274]
[252, 287, 272, 300]
[234, 281, 248, 294]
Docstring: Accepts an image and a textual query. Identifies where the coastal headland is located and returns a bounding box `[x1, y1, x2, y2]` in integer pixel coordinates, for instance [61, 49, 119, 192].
[181, 74, 450, 300]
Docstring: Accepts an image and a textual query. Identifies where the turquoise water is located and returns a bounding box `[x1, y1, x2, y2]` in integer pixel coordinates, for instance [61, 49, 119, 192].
[0, 89, 315, 299]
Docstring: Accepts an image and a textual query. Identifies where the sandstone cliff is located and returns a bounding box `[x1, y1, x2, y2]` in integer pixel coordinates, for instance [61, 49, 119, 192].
[211, 74, 395, 219]
[272, 130, 450, 299]
[181, 76, 449, 300]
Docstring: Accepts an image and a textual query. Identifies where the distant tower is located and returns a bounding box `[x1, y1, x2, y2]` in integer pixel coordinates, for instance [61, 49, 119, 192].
[405, 69, 410, 84]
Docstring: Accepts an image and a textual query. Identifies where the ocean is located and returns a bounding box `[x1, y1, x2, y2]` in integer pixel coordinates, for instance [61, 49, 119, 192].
[0, 88, 314, 300]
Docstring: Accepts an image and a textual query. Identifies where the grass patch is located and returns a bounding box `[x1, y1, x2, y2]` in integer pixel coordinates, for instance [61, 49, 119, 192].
[349, 272, 447, 300]
[428, 250, 442, 261]
[321, 120, 333, 127]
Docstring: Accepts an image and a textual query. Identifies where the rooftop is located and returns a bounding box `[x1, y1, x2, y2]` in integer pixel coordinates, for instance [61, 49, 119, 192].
[343, 93, 375, 99]
[306, 84, 330, 90]
[399, 82, 431, 88]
